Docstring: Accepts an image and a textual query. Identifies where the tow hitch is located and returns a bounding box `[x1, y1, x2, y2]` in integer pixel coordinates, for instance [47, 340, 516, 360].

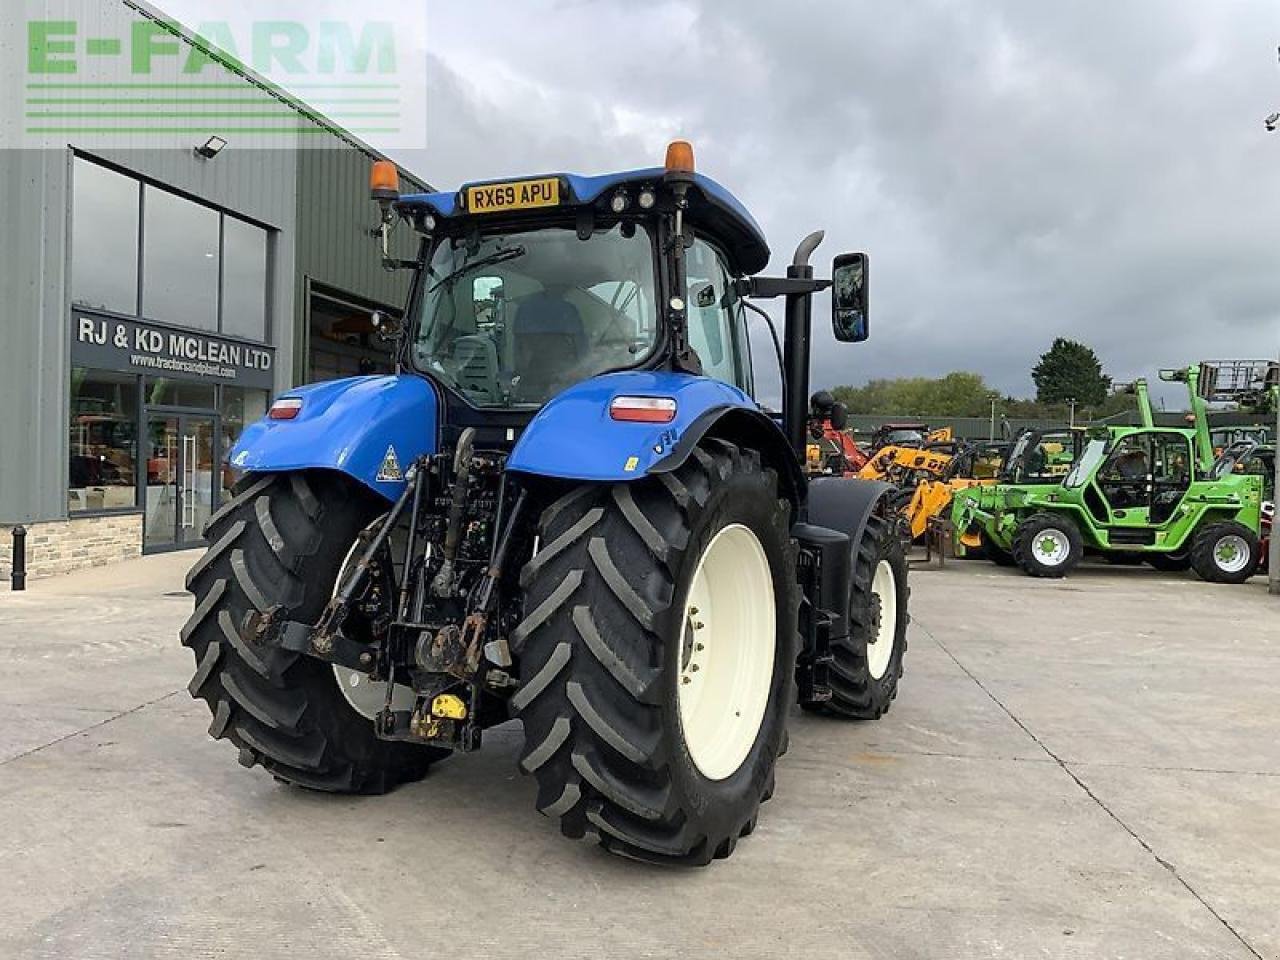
[245, 449, 526, 753]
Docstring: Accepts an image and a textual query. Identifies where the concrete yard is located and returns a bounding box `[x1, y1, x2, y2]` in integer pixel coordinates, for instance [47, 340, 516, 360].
[0, 554, 1276, 959]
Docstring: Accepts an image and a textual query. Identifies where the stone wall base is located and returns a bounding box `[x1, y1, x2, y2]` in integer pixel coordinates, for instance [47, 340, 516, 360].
[0, 514, 144, 583]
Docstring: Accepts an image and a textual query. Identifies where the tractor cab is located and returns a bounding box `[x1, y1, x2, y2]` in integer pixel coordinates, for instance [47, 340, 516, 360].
[363, 142, 867, 436]
[385, 146, 770, 415]
[1064, 426, 1198, 528]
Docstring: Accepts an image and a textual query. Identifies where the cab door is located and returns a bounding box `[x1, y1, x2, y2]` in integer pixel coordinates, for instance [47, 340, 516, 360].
[686, 237, 752, 391]
[1148, 431, 1193, 524]
[1095, 433, 1154, 526]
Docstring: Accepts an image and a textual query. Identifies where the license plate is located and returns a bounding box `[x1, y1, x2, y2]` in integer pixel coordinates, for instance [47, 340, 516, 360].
[465, 178, 560, 214]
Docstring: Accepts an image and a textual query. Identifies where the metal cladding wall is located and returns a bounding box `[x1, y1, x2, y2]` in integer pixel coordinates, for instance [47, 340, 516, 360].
[0, 0, 427, 525]
[291, 149, 427, 382]
[0, 149, 71, 528]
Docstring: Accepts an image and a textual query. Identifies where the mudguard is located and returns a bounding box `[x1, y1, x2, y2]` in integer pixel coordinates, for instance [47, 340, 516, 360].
[506, 371, 804, 502]
[807, 476, 896, 551]
[229, 375, 437, 501]
[799, 476, 898, 641]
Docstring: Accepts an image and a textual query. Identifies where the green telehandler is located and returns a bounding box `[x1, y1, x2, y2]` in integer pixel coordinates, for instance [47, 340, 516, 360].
[952, 362, 1276, 582]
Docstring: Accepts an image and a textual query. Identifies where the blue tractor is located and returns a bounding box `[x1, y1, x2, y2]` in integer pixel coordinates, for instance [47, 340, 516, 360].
[183, 141, 909, 865]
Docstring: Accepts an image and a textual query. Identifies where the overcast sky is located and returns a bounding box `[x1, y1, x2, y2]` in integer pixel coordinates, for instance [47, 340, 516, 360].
[162, 0, 1280, 405]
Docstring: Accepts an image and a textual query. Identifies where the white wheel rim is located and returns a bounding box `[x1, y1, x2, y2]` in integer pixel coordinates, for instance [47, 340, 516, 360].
[332, 523, 415, 721]
[1034, 529, 1070, 566]
[867, 559, 897, 681]
[676, 523, 776, 782]
[1213, 534, 1252, 574]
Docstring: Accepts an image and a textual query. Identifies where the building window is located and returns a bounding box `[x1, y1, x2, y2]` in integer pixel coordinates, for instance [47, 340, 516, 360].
[222, 216, 269, 341]
[219, 387, 269, 501]
[142, 185, 221, 331]
[71, 159, 140, 315]
[71, 156, 272, 339]
[69, 368, 139, 513]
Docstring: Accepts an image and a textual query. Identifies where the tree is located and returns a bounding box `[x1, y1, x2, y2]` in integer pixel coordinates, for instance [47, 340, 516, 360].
[1031, 338, 1110, 406]
[831, 372, 997, 417]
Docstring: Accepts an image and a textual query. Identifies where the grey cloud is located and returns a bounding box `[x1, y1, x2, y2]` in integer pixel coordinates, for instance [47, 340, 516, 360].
[406, 0, 1279, 405]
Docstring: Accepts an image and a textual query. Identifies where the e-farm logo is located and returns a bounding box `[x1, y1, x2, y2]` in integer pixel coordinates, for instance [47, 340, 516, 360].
[8, 2, 426, 149]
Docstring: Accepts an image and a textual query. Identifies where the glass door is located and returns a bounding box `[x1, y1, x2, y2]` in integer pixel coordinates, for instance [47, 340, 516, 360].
[182, 415, 216, 542]
[144, 412, 217, 550]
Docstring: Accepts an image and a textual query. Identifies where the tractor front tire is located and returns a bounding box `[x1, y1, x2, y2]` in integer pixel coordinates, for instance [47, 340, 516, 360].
[1013, 513, 1083, 578]
[808, 510, 909, 719]
[512, 440, 795, 865]
[182, 471, 446, 793]
[1189, 521, 1260, 584]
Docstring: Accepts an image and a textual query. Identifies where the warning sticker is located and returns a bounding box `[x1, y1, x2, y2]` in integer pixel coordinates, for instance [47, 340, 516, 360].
[376, 445, 404, 482]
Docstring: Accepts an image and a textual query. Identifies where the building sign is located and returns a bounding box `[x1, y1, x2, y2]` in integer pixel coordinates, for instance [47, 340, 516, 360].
[71, 313, 275, 390]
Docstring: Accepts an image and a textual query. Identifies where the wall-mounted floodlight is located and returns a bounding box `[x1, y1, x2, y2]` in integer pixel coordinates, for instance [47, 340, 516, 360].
[194, 136, 228, 160]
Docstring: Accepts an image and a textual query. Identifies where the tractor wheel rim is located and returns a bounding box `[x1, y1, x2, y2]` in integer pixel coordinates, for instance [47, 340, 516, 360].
[867, 559, 897, 681]
[1035, 529, 1070, 566]
[1213, 535, 1251, 574]
[676, 523, 776, 782]
[332, 519, 416, 721]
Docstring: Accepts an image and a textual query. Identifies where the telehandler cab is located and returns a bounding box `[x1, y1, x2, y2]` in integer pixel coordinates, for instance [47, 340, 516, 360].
[182, 142, 910, 865]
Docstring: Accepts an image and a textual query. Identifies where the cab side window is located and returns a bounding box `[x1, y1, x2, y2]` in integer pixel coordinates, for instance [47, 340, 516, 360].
[686, 238, 748, 389]
[1152, 433, 1191, 485]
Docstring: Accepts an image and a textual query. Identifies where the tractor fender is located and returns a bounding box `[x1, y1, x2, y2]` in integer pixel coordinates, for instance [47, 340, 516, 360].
[806, 476, 897, 557]
[507, 371, 804, 506]
[797, 476, 898, 640]
[229, 375, 437, 501]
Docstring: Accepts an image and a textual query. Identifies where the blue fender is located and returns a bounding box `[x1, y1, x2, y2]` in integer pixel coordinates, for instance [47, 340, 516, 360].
[507, 372, 802, 499]
[229, 375, 437, 501]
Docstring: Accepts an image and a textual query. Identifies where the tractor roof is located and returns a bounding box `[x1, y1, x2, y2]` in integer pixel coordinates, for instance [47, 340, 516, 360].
[398, 167, 771, 276]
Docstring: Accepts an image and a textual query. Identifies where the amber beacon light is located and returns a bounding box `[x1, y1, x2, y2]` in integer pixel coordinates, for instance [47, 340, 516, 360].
[370, 160, 401, 203]
[664, 140, 695, 174]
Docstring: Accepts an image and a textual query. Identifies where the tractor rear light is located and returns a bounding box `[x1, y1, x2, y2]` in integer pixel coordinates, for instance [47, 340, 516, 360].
[610, 396, 677, 423]
[268, 397, 303, 420]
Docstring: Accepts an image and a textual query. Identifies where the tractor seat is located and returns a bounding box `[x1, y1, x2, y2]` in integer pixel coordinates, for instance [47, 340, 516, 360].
[512, 292, 587, 401]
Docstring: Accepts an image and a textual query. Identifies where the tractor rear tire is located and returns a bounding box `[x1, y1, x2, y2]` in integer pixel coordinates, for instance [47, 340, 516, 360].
[808, 511, 909, 720]
[181, 471, 446, 793]
[1189, 521, 1260, 584]
[512, 440, 795, 865]
[1013, 512, 1083, 578]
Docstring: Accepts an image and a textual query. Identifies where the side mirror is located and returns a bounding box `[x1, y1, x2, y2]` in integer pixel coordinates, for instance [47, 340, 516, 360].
[831, 252, 869, 343]
[371, 311, 402, 343]
[829, 401, 849, 431]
